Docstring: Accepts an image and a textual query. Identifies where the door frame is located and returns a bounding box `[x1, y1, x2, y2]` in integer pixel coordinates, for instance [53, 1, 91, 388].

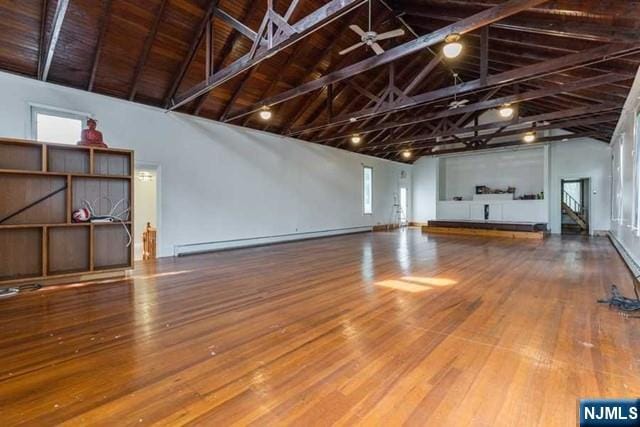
[135, 161, 162, 259]
[559, 176, 592, 235]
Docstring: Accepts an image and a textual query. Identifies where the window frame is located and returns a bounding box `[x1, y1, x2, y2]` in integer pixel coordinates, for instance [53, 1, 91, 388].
[30, 105, 90, 144]
[363, 165, 373, 215]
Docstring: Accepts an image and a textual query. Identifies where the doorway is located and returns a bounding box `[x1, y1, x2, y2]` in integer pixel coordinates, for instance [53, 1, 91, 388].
[134, 164, 160, 260]
[399, 187, 408, 226]
[561, 178, 589, 235]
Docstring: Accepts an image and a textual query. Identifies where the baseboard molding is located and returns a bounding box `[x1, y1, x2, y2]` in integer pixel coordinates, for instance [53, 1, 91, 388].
[174, 226, 372, 256]
[607, 232, 640, 279]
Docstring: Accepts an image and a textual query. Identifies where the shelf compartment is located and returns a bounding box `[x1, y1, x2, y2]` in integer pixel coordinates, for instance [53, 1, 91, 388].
[94, 151, 131, 177]
[47, 226, 90, 275]
[72, 177, 131, 217]
[0, 228, 43, 281]
[0, 173, 67, 225]
[0, 141, 42, 171]
[93, 223, 132, 270]
[47, 146, 90, 174]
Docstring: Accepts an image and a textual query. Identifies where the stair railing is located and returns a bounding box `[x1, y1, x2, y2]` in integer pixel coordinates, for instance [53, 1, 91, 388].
[562, 190, 583, 216]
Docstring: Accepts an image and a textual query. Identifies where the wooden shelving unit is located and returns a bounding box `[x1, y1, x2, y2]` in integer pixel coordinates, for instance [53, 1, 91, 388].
[0, 138, 134, 285]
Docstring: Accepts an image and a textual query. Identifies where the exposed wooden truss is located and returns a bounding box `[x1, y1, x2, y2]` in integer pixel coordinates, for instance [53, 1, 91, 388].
[4, 0, 639, 161]
[168, 0, 369, 111]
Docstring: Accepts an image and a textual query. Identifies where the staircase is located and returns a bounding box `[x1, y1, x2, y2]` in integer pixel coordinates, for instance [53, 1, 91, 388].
[561, 190, 588, 234]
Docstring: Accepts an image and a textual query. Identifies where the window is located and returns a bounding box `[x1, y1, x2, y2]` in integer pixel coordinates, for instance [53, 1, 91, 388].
[363, 166, 373, 215]
[31, 106, 88, 144]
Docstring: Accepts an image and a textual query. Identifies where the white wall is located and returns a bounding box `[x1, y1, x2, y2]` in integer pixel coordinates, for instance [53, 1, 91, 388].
[411, 156, 438, 223]
[610, 67, 640, 265]
[548, 137, 612, 234]
[0, 71, 411, 257]
[440, 148, 545, 200]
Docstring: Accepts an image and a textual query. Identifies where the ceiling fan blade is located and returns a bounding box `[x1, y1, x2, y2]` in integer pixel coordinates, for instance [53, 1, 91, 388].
[349, 24, 366, 37]
[339, 42, 365, 56]
[371, 43, 385, 55]
[376, 28, 405, 40]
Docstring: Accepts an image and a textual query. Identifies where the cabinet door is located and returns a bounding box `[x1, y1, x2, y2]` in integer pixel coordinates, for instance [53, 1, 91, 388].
[489, 204, 503, 221]
[469, 204, 485, 220]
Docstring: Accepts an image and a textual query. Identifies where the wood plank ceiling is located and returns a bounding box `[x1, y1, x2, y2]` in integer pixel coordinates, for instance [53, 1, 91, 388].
[0, 0, 638, 163]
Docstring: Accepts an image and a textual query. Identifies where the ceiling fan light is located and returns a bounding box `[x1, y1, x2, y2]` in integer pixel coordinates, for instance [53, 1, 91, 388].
[443, 34, 462, 59]
[259, 106, 272, 120]
[523, 131, 536, 143]
[499, 104, 514, 118]
[351, 134, 362, 144]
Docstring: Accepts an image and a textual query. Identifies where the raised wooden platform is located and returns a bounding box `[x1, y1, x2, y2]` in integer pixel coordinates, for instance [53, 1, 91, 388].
[423, 220, 547, 239]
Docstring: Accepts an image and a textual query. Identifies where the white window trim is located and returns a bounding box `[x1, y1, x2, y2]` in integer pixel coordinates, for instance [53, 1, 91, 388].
[29, 103, 91, 141]
[363, 165, 373, 215]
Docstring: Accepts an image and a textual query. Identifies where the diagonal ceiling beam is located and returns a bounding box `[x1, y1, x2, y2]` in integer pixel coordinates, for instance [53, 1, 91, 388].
[40, 0, 69, 81]
[314, 72, 630, 143]
[168, 0, 368, 111]
[88, 0, 114, 92]
[367, 113, 620, 155]
[291, 41, 638, 136]
[221, 0, 549, 121]
[129, 0, 169, 101]
[360, 102, 620, 151]
[214, 7, 258, 41]
[417, 131, 597, 157]
[164, 0, 220, 107]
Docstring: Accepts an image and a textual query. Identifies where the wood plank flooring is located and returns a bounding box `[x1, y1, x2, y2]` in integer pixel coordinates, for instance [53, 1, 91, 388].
[1, 229, 639, 426]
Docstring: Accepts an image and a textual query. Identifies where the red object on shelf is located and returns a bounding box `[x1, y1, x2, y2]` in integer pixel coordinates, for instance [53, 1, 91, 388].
[77, 118, 108, 148]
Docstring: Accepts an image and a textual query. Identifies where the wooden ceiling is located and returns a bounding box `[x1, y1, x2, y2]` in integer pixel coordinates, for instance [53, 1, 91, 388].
[1, 0, 639, 162]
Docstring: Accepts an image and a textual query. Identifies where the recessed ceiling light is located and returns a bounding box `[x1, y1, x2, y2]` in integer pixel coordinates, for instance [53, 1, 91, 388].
[349, 117, 357, 123]
[259, 106, 272, 120]
[523, 131, 536, 143]
[499, 103, 514, 118]
[443, 33, 462, 59]
[351, 134, 362, 144]
[402, 150, 412, 158]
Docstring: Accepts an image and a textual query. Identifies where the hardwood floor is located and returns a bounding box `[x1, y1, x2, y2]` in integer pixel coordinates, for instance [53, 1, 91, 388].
[1, 230, 639, 426]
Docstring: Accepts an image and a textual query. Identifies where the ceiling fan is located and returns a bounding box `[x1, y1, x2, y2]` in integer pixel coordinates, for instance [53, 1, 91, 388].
[436, 73, 470, 109]
[339, 0, 405, 56]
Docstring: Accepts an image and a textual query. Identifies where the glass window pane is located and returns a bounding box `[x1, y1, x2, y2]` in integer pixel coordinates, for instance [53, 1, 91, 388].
[36, 113, 83, 145]
[363, 167, 372, 214]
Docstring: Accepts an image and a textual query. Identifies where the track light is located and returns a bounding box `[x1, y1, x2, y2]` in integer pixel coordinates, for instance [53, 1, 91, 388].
[523, 131, 536, 143]
[259, 106, 272, 120]
[402, 150, 412, 159]
[499, 103, 514, 118]
[443, 33, 462, 59]
[351, 134, 362, 144]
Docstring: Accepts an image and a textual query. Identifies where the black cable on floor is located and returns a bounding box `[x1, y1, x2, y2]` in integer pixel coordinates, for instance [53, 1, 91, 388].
[598, 283, 640, 314]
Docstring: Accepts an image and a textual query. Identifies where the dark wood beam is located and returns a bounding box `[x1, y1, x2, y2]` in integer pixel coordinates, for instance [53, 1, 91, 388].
[367, 113, 620, 155]
[401, 8, 640, 44]
[290, 42, 638, 136]
[417, 131, 597, 157]
[37, 0, 49, 79]
[129, 0, 169, 101]
[222, 0, 549, 121]
[164, 0, 220, 108]
[40, 0, 69, 81]
[88, 0, 113, 91]
[168, 0, 369, 111]
[315, 73, 629, 143]
[359, 103, 619, 150]
[480, 26, 488, 85]
[214, 7, 259, 41]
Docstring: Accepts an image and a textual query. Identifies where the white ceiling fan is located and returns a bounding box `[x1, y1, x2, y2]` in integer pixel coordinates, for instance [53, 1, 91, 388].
[339, 0, 405, 56]
[436, 73, 470, 109]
